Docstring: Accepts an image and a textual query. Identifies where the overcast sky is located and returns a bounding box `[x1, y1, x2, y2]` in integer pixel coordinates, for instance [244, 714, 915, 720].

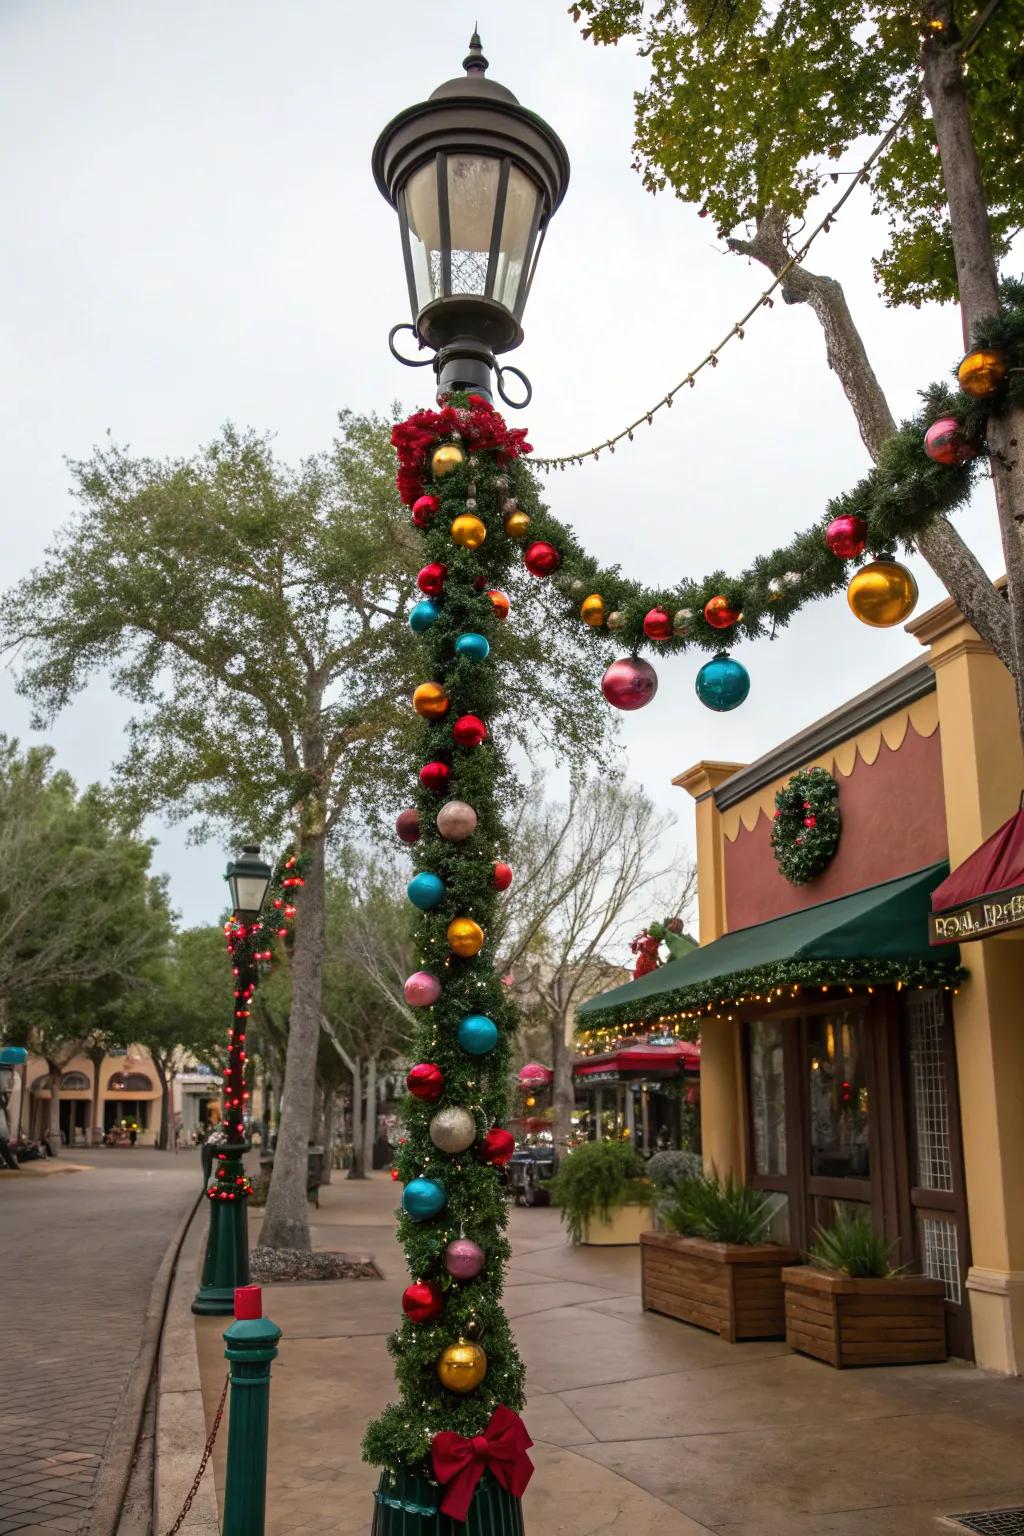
[0, 0, 1006, 930]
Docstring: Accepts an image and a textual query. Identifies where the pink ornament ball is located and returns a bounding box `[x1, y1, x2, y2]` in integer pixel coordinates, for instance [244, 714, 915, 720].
[436, 800, 478, 842]
[404, 971, 442, 1008]
[824, 514, 867, 560]
[443, 1238, 485, 1280]
[924, 416, 977, 467]
[601, 657, 659, 712]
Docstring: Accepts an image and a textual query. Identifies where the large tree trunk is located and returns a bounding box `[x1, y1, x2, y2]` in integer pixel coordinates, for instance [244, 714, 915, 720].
[551, 1021, 575, 1163]
[362, 1056, 377, 1175]
[922, 6, 1024, 734]
[348, 1058, 365, 1179]
[153, 1056, 170, 1150]
[45, 1059, 62, 1156]
[728, 206, 1015, 672]
[260, 831, 326, 1252]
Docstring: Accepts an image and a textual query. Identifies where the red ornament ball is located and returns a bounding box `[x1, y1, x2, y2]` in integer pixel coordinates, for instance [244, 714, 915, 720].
[601, 657, 659, 712]
[452, 714, 488, 748]
[402, 1280, 444, 1324]
[924, 417, 977, 467]
[396, 808, 421, 844]
[412, 494, 440, 529]
[493, 861, 513, 891]
[390, 1167, 400, 1181]
[704, 595, 740, 630]
[524, 541, 561, 577]
[825, 515, 868, 560]
[417, 563, 448, 597]
[419, 761, 451, 793]
[643, 607, 673, 641]
[478, 1127, 516, 1166]
[407, 1062, 445, 1101]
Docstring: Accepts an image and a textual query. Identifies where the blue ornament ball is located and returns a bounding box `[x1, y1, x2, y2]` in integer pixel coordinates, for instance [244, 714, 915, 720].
[409, 599, 441, 634]
[402, 1178, 447, 1220]
[695, 653, 750, 712]
[457, 1014, 499, 1056]
[407, 872, 445, 911]
[454, 632, 490, 662]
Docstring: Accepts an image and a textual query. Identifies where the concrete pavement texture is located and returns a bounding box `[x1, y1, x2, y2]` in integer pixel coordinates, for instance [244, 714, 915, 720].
[0, 1146, 201, 1535]
[182, 1173, 1024, 1536]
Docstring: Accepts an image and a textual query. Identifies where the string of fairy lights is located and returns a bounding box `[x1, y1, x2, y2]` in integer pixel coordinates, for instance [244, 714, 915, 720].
[532, 2, 1005, 472]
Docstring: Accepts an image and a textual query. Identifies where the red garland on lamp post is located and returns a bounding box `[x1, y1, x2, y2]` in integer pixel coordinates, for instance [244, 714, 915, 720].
[192, 844, 273, 1316]
[367, 31, 569, 1535]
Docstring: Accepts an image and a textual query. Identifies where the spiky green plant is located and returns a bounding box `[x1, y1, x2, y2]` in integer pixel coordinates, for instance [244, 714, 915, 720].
[809, 1209, 894, 1279]
[663, 1171, 775, 1245]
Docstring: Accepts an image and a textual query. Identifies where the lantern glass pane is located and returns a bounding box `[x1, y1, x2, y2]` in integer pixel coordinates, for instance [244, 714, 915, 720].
[446, 154, 501, 296]
[405, 161, 442, 310]
[493, 166, 541, 313]
[232, 873, 270, 918]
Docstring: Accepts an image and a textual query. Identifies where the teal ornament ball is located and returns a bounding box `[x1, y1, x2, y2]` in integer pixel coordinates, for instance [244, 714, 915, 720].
[455, 632, 490, 662]
[402, 1178, 446, 1220]
[457, 1014, 498, 1056]
[407, 872, 445, 911]
[695, 653, 750, 712]
[409, 599, 441, 634]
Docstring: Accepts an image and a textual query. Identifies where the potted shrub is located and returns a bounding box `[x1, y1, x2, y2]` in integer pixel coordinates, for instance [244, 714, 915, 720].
[784, 1210, 946, 1368]
[646, 1149, 703, 1230]
[550, 1140, 652, 1245]
[641, 1172, 801, 1340]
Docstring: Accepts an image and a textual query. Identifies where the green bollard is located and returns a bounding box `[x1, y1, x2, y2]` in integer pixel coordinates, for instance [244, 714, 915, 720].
[222, 1284, 281, 1536]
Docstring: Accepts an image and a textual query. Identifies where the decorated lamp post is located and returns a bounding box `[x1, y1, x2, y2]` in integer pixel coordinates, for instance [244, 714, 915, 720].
[363, 35, 568, 1536]
[193, 844, 273, 1316]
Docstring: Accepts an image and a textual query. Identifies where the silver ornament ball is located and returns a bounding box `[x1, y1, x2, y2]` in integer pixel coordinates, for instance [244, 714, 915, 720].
[429, 1106, 477, 1155]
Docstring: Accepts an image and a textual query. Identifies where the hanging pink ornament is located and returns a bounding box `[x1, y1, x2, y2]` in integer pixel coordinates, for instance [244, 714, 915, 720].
[824, 515, 868, 560]
[924, 416, 977, 466]
[601, 657, 659, 712]
[443, 1238, 485, 1280]
[404, 971, 442, 1007]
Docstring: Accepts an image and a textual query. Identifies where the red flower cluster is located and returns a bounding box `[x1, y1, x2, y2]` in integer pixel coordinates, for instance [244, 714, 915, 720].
[392, 395, 532, 506]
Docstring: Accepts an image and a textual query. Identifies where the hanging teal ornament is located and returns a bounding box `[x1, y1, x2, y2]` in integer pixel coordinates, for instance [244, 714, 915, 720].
[407, 872, 445, 911]
[457, 1014, 498, 1056]
[695, 653, 750, 712]
[454, 632, 490, 662]
[409, 599, 441, 634]
[402, 1178, 447, 1220]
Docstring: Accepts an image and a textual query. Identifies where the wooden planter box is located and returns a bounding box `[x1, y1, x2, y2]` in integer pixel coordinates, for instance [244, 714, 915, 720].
[783, 1266, 947, 1367]
[581, 1201, 650, 1246]
[641, 1232, 801, 1340]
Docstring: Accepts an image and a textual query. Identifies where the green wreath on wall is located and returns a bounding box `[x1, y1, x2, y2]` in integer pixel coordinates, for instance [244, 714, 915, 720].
[770, 766, 841, 885]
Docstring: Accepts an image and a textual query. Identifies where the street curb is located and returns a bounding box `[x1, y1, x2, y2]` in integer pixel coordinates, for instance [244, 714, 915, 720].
[86, 1185, 203, 1536]
[153, 1195, 222, 1533]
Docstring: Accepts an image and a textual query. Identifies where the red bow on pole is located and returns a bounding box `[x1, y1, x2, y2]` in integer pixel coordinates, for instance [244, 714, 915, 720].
[431, 1405, 534, 1522]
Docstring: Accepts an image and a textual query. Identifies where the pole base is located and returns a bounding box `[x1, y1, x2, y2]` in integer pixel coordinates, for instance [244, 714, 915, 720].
[371, 1467, 524, 1535]
[192, 1189, 250, 1315]
[191, 1282, 239, 1316]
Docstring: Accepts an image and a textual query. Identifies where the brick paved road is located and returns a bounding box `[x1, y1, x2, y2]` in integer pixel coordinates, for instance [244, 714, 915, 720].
[0, 1148, 201, 1535]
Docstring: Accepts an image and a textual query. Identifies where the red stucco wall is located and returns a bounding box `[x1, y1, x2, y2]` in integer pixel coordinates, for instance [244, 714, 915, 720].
[724, 723, 947, 932]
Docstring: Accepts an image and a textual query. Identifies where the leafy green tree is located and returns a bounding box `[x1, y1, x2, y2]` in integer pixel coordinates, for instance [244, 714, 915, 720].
[0, 410, 608, 1245]
[0, 737, 172, 1150]
[104, 926, 233, 1148]
[568, 0, 1024, 718]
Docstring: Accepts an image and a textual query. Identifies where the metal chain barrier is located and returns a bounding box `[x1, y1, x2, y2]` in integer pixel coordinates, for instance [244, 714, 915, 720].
[163, 1373, 229, 1536]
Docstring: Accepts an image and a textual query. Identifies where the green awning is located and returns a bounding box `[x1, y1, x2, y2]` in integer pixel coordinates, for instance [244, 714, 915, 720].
[577, 863, 965, 1034]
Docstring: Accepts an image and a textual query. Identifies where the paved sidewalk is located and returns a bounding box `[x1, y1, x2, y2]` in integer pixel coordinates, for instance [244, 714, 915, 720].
[0, 1147, 200, 1535]
[191, 1175, 1024, 1536]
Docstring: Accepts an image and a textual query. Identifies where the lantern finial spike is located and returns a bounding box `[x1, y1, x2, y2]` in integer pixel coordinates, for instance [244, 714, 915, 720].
[464, 28, 488, 75]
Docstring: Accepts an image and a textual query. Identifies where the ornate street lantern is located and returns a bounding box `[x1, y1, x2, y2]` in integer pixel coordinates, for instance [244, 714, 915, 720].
[372, 31, 570, 406]
[225, 843, 272, 924]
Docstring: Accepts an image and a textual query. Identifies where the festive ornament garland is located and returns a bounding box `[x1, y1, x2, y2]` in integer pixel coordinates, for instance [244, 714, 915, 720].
[770, 767, 842, 886]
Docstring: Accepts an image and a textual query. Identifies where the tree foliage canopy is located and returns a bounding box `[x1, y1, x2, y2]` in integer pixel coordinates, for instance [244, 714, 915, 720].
[568, 0, 1024, 304]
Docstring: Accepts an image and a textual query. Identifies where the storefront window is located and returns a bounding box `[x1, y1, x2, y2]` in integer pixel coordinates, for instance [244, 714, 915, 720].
[749, 1019, 787, 1176]
[806, 1011, 870, 1179]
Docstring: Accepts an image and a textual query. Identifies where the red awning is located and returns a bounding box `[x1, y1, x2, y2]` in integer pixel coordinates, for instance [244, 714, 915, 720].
[930, 808, 1024, 945]
[574, 1040, 701, 1078]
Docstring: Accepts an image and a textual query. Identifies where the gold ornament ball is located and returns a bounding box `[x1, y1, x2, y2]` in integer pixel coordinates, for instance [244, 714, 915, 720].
[448, 916, 485, 957]
[451, 514, 487, 550]
[413, 681, 450, 718]
[437, 1339, 487, 1393]
[580, 594, 606, 628]
[432, 443, 465, 478]
[957, 348, 1007, 400]
[607, 610, 627, 632]
[504, 510, 531, 539]
[847, 560, 919, 628]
